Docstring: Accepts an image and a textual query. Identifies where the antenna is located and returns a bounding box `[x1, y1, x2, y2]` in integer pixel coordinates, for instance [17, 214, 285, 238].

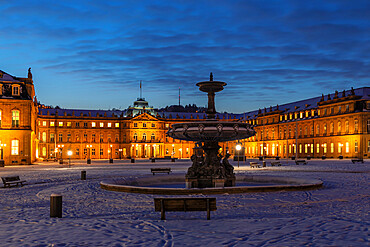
[140, 80, 142, 98]
[179, 87, 181, 106]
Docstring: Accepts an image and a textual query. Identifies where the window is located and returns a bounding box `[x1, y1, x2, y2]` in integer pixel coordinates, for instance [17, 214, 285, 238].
[115, 134, 119, 142]
[67, 122, 71, 127]
[143, 123, 147, 128]
[304, 144, 308, 153]
[338, 121, 341, 133]
[165, 123, 169, 128]
[100, 134, 103, 142]
[299, 144, 302, 154]
[84, 148, 87, 155]
[100, 148, 103, 156]
[338, 143, 342, 154]
[92, 149, 95, 156]
[50, 133, 55, 142]
[345, 142, 349, 153]
[100, 122, 104, 128]
[304, 127, 307, 136]
[311, 126, 314, 136]
[152, 123, 155, 128]
[354, 141, 358, 153]
[300, 112, 303, 118]
[108, 134, 111, 142]
[58, 134, 63, 142]
[338, 106, 341, 113]
[330, 107, 334, 114]
[354, 120, 358, 132]
[92, 122, 96, 127]
[43, 121, 47, 126]
[368, 120, 370, 133]
[12, 110, 20, 127]
[345, 121, 349, 133]
[151, 133, 155, 140]
[11, 140, 19, 155]
[330, 143, 334, 153]
[316, 125, 320, 135]
[67, 133, 71, 142]
[115, 123, 119, 128]
[134, 123, 137, 127]
[289, 144, 292, 154]
[324, 109, 327, 115]
[323, 143, 327, 153]
[330, 122, 334, 134]
[92, 134, 96, 142]
[12, 85, 20, 96]
[42, 147, 46, 157]
[311, 144, 314, 153]
[58, 122, 63, 127]
[84, 122, 88, 128]
[108, 123, 112, 128]
[345, 104, 349, 111]
[84, 134, 88, 142]
[142, 133, 147, 140]
[368, 141, 370, 153]
[76, 122, 80, 127]
[134, 133, 137, 141]
[76, 134, 80, 142]
[42, 132, 47, 142]
[0, 110, 2, 127]
[316, 143, 320, 154]
[76, 149, 79, 156]
[306, 111, 309, 118]
[323, 123, 327, 134]
[0, 84, 2, 95]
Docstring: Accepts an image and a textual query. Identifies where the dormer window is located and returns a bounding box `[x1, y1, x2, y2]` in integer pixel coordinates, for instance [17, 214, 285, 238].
[12, 85, 20, 96]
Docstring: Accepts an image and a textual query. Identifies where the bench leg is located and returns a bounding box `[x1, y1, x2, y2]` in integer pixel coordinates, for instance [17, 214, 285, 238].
[160, 199, 165, 220]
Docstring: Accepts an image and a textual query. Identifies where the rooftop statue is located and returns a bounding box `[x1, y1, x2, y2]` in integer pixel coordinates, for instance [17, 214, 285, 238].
[28, 67, 32, 79]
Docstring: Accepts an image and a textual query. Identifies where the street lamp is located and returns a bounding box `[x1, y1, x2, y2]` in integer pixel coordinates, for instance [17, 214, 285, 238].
[119, 148, 123, 160]
[109, 144, 113, 163]
[236, 143, 242, 168]
[67, 150, 72, 167]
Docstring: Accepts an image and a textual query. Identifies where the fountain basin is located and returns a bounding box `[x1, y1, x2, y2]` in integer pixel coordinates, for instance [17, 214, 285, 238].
[100, 174, 323, 195]
[167, 121, 256, 142]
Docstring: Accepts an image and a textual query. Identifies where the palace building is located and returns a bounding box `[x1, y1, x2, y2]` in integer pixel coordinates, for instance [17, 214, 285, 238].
[0, 69, 369, 165]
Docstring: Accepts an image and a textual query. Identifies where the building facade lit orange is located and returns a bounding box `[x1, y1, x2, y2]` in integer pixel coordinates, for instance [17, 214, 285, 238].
[0, 69, 369, 165]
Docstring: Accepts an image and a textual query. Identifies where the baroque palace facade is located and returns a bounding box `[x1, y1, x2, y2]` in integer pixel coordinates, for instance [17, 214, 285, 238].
[0, 69, 369, 165]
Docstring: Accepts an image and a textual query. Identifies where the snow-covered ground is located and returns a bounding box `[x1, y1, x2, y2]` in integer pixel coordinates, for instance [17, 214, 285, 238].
[0, 159, 369, 246]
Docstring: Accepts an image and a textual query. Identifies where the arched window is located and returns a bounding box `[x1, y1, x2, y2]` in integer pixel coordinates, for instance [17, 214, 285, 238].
[338, 121, 341, 133]
[133, 133, 137, 141]
[12, 110, 20, 127]
[354, 119, 358, 132]
[330, 122, 334, 134]
[42, 132, 47, 143]
[142, 133, 147, 140]
[323, 123, 327, 134]
[345, 121, 349, 133]
[316, 124, 320, 135]
[151, 133, 155, 140]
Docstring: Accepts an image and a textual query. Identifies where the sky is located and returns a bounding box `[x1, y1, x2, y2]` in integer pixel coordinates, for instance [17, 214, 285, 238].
[0, 0, 369, 113]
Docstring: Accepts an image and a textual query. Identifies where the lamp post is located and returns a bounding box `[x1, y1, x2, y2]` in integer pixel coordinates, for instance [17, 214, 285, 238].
[58, 145, 64, 164]
[119, 148, 122, 160]
[86, 145, 92, 164]
[0, 143, 6, 167]
[109, 144, 113, 163]
[236, 143, 242, 168]
[67, 150, 72, 168]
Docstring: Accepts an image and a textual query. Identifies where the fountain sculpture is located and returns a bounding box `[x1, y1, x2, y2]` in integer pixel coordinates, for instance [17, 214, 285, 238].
[167, 73, 256, 188]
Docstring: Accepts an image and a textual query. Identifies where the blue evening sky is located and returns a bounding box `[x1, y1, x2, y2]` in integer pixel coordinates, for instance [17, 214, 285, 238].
[1, 0, 369, 113]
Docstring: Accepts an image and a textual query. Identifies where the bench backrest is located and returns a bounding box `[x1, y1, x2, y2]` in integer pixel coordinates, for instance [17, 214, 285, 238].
[151, 168, 171, 171]
[2, 176, 20, 183]
[154, 198, 216, 212]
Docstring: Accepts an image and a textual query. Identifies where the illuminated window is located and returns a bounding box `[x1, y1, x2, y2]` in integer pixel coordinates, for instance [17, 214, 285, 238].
[42, 147, 46, 157]
[330, 143, 334, 153]
[115, 123, 119, 128]
[100, 122, 104, 128]
[50, 133, 55, 142]
[323, 143, 327, 153]
[300, 112, 303, 118]
[67, 122, 71, 127]
[354, 141, 358, 153]
[316, 143, 320, 153]
[368, 141, 370, 153]
[12, 110, 20, 127]
[108, 123, 112, 128]
[76, 134, 80, 142]
[311, 144, 314, 153]
[165, 123, 169, 128]
[338, 143, 342, 153]
[345, 142, 349, 153]
[304, 144, 307, 153]
[289, 144, 292, 154]
[272, 144, 275, 155]
[67, 133, 71, 142]
[299, 144, 302, 154]
[12, 85, 20, 96]
[354, 120, 358, 132]
[323, 123, 327, 134]
[345, 121, 349, 133]
[43, 121, 46, 126]
[11, 139, 19, 155]
[42, 132, 47, 142]
[306, 111, 309, 117]
[92, 122, 96, 127]
[58, 122, 63, 127]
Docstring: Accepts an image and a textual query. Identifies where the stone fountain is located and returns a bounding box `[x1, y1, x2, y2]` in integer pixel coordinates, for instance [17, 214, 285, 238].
[167, 73, 256, 188]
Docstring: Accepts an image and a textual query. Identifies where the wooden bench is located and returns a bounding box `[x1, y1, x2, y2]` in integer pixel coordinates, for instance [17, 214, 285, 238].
[250, 162, 261, 168]
[151, 168, 172, 175]
[271, 161, 282, 167]
[351, 158, 364, 164]
[295, 160, 307, 165]
[2, 176, 27, 188]
[154, 197, 216, 220]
